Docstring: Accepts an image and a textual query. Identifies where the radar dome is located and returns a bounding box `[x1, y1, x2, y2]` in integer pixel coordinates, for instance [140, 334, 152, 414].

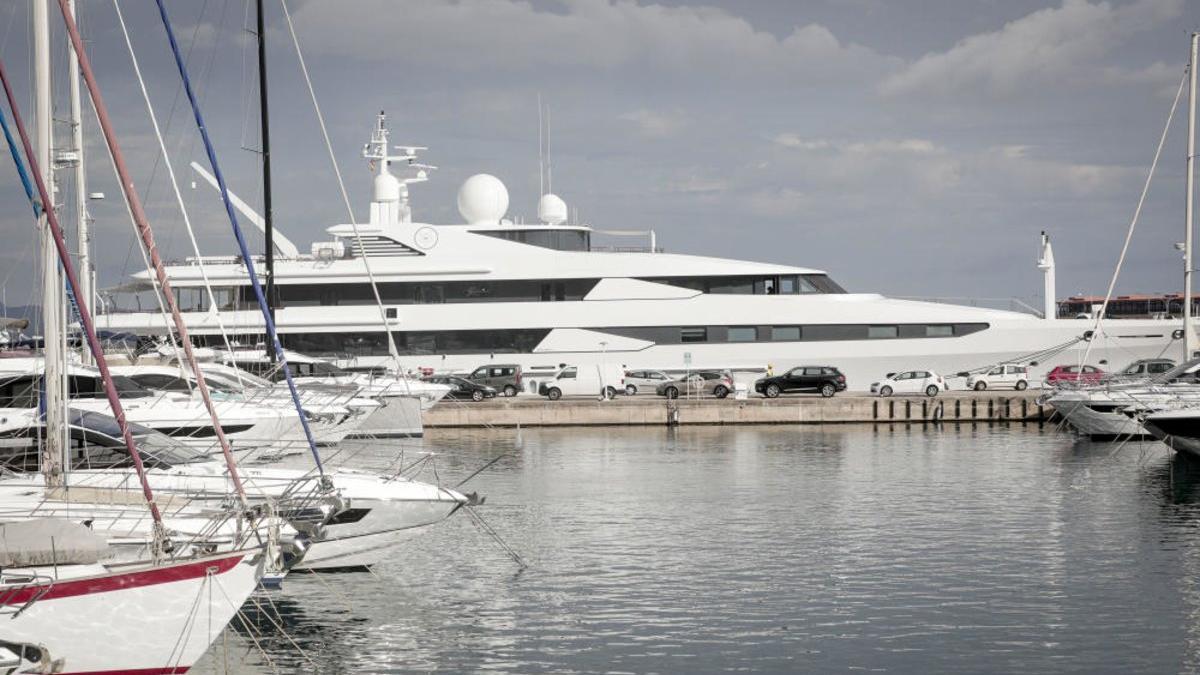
[373, 172, 401, 202]
[537, 193, 568, 225]
[457, 174, 509, 225]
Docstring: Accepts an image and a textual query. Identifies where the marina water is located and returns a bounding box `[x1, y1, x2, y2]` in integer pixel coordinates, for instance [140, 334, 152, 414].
[205, 425, 1200, 673]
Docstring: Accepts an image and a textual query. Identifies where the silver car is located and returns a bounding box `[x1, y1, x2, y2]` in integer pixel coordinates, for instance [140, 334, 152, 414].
[623, 369, 671, 395]
[655, 371, 734, 399]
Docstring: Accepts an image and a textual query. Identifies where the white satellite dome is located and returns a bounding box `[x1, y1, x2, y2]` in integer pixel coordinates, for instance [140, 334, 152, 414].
[373, 172, 401, 202]
[537, 193, 568, 226]
[457, 174, 509, 225]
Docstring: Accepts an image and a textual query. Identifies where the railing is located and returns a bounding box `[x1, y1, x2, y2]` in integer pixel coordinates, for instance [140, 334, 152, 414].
[895, 295, 1044, 317]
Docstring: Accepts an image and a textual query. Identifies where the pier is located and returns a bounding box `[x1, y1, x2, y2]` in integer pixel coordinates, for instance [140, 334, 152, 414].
[424, 391, 1051, 428]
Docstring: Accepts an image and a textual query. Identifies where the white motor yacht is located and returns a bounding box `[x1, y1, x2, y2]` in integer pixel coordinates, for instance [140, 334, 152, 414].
[98, 113, 1187, 390]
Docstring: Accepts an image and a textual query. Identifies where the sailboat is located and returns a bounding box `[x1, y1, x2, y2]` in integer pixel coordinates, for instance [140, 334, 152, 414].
[0, 1, 266, 670]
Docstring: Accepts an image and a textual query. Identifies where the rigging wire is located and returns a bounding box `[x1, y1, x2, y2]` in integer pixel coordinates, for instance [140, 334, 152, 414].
[1079, 68, 1189, 368]
[277, 0, 405, 372]
[152, 0, 326, 477]
[110, 0, 244, 389]
[56, 0, 251, 508]
[0, 47, 170, 551]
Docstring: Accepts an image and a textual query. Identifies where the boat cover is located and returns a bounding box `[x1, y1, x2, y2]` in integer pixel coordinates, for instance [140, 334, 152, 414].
[0, 518, 110, 566]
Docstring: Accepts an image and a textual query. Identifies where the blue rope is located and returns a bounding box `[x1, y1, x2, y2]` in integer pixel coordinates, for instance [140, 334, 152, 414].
[0, 104, 40, 216]
[153, 0, 324, 475]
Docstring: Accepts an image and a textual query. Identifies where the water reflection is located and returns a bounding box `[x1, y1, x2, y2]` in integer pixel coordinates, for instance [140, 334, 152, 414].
[201, 425, 1200, 673]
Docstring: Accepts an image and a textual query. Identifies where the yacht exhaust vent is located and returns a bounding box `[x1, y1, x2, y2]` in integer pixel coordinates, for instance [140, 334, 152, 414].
[343, 235, 424, 258]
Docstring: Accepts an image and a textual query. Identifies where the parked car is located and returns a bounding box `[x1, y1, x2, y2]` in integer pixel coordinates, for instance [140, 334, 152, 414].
[424, 375, 496, 402]
[1045, 364, 1105, 385]
[466, 364, 523, 397]
[538, 364, 625, 400]
[1116, 358, 1175, 378]
[966, 364, 1030, 391]
[623, 369, 672, 395]
[656, 371, 734, 399]
[755, 366, 846, 398]
[871, 370, 946, 397]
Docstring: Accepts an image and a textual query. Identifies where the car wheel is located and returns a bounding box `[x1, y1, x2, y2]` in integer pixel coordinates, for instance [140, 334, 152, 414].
[713, 385, 729, 399]
[665, 386, 679, 399]
[503, 385, 518, 397]
[625, 384, 638, 396]
[471, 389, 484, 402]
[1015, 380, 1028, 391]
[925, 385, 939, 397]
[547, 387, 562, 401]
[820, 383, 836, 398]
[974, 381, 987, 391]
[879, 386, 893, 397]
[765, 383, 781, 398]
[604, 386, 617, 399]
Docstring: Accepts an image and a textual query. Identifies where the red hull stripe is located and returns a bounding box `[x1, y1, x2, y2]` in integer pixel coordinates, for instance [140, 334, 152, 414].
[61, 662, 187, 667]
[2, 553, 245, 605]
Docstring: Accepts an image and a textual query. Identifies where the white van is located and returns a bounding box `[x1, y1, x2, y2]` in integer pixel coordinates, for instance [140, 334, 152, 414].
[538, 364, 625, 400]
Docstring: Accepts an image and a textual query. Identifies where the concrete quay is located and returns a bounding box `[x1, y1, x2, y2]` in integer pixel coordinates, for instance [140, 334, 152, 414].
[424, 391, 1051, 428]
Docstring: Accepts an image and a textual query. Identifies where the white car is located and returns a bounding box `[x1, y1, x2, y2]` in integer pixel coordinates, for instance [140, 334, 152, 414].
[623, 369, 671, 395]
[871, 370, 947, 397]
[966, 365, 1029, 391]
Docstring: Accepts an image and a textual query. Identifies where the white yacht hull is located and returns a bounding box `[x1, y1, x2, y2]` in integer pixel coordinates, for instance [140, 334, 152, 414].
[296, 495, 464, 569]
[345, 394, 423, 438]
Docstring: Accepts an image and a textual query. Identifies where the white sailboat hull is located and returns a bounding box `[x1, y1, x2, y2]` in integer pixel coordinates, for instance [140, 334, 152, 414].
[2, 549, 264, 673]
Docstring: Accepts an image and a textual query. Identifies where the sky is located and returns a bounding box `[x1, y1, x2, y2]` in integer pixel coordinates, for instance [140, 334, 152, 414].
[0, 0, 1199, 314]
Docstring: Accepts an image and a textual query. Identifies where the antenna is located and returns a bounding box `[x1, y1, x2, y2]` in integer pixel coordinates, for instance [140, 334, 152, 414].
[537, 93, 544, 196]
[546, 102, 552, 194]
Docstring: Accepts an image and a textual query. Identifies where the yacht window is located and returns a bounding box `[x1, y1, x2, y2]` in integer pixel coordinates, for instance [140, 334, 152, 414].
[867, 326, 899, 339]
[0, 376, 38, 408]
[728, 327, 757, 342]
[131, 374, 191, 392]
[771, 326, 801, 341]
[473, 229, 591, 251]
[926, 325, 954, 337]
[680, 327, 708, 343]
[797, 277, 819, 293]
[779, 276, 798, 294]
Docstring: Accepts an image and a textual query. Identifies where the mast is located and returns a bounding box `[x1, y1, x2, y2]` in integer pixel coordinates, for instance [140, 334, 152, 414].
[34, 0, 65, 487]
[67, 0, 91, 365]
[256, 0, 276, 362]
[1186, 32, 1198, 362]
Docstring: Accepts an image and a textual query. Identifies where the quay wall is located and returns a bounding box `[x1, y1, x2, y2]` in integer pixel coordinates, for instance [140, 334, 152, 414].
[424, 392, 1050, 428]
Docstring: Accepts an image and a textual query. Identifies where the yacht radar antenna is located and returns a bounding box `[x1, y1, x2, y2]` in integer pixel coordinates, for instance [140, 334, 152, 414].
[535, 97, 568, 225]
[362, 111, 434, 223]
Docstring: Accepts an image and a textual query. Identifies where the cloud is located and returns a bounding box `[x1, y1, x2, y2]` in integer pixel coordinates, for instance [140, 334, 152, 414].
[749, 133, 1139, 220]
[879, 0, 1184, 98]
[619, 109, 688, 138]
[291, 0, 890, 83]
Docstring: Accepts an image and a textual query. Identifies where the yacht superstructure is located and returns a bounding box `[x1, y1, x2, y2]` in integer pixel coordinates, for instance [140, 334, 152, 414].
[99, 114, 1184, 388]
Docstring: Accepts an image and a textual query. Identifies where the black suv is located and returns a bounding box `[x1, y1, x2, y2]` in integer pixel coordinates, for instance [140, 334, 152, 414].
[755, 366, 847, 398]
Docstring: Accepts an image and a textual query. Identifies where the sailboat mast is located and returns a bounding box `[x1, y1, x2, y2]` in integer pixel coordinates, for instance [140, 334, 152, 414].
[67, 0, 91, 366]
[257, 0, 276, 362]
[1186, 32, 1198, 362]
[34, 0, 65, 487]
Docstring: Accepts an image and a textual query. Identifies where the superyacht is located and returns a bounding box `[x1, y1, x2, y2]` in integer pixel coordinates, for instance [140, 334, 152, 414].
[99, 114, 1184, 389]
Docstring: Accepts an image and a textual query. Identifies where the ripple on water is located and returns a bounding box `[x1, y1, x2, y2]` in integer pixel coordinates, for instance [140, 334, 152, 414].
[196, 425, 1200, 674]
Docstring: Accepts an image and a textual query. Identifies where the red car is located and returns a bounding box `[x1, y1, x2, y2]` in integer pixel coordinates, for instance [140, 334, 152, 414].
[1045, 364, 1105, 385]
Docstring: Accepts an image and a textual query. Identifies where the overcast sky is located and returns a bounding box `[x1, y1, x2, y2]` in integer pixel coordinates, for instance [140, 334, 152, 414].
[1, 0, 1199, 313]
